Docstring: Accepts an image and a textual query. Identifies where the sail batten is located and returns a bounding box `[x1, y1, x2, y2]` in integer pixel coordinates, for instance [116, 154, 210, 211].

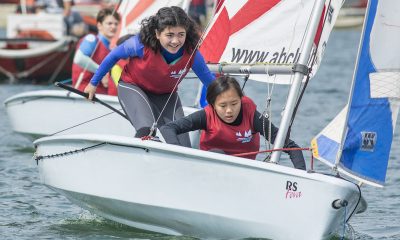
[312, 0, 400, 187]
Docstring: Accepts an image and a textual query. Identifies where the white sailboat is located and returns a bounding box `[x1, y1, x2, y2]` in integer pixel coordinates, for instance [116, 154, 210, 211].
[32, 0, 379, 239]
[4, 89, 198, 140]
[3, 0, 192, 138]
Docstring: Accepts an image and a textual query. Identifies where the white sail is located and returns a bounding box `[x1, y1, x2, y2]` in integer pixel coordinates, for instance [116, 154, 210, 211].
[200, 0, 343, 84]
[312, 0, 400, 187]
[115, 0, 190, 40]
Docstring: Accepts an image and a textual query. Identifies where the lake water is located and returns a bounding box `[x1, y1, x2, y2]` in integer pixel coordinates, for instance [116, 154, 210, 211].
[0, 29, 399, 239]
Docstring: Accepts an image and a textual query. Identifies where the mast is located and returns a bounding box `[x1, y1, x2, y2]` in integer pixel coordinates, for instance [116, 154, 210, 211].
[270, 0, 326, 164]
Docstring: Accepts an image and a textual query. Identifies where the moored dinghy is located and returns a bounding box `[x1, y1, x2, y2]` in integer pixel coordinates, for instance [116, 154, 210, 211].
[33, 0, 370, 239]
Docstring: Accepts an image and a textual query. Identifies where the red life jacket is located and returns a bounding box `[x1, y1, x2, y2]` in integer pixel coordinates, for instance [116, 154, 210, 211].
[200, 96, 260, 159]
[121, 47, 194, 94]
[72, 35, 110, 94]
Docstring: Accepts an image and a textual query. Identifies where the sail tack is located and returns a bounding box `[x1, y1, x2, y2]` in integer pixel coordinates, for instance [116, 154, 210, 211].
[312, 0, 400, 187]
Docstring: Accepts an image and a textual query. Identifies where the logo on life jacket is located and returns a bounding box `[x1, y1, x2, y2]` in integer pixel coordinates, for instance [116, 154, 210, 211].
[236, 129, 253, 143]
[170, 68, 187, 79]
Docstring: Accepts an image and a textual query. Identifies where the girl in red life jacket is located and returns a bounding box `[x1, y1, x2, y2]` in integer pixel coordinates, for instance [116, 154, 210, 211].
[72, 8, 120, 95]
[84, 7, 215, 146]
[160, 76, 307, 170]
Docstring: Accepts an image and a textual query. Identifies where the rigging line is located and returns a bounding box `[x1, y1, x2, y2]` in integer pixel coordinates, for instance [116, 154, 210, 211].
[151, 4, 221, 132]
[35, 142, 107, 163]
[288, 0, 332, 127]
[240, 74, 250, 91]
[151, 49, 198, 132]
[329, 175, 362, 226]
[285, 0, 306, 64]
[119, 83, 156, 123]
[283, 0, 317, 90]
[49, 110, 120, 136]
[150, 0, 225, 133]
[285, 0, 333, 143]
[34, 141, 149, 164]
[346, 182, 362, 223]
[232, 147, 311, 158]
[262, 72, 276, 159]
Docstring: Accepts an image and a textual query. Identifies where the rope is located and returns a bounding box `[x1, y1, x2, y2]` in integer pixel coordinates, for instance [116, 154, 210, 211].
[149, 3, 222, 135]
[286, 0, 333, 142]
[262, 74, 275, 161]
[49, 109, 124, 136]
[34, 140, 149, 165]
[240, 74, 250, 91]
[35, 142, 107, 164]
[232, 147, 311, 157]
[257, 1, 307, 161]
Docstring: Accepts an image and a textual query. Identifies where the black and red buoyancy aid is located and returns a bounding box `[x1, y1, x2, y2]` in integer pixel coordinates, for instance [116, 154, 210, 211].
[200, 96, 260, 159]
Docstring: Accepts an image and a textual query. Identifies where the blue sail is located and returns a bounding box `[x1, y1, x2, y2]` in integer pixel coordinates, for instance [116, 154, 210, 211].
[341, 0, 399, 186]
[312, 0, 400, 186]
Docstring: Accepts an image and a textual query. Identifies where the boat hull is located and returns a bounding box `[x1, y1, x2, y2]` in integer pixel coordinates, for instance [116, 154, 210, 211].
[35, 134, 362, 240]
[4, 90, 200, 144]
[0, 39, 75, 82]
[4, 90, 134, 137]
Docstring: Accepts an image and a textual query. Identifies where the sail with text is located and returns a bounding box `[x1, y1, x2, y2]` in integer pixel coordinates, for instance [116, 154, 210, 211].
[200, 0, 343, 84]
[312, 0, 400, 187]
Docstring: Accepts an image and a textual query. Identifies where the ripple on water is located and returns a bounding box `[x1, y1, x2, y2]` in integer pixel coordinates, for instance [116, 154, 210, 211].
[47, 213, 177, 239]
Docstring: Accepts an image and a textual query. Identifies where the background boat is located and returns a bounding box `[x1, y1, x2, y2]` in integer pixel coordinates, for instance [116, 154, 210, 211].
[335, 0, 367, 28]
[0, 12, 75, 83]
[0, 0, 110, 84]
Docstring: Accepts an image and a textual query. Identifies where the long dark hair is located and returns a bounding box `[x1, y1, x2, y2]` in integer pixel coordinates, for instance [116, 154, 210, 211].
[206, 76, 244, 106]
[139, 6, 199, 53]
